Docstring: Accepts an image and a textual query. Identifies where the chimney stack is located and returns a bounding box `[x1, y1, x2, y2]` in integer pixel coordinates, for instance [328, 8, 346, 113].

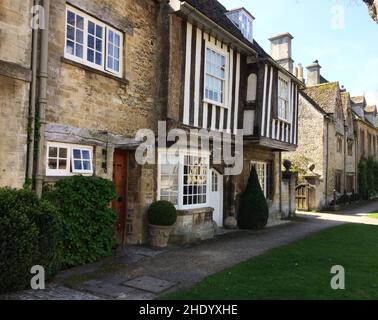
[298, 63, 304, 83]
[306, 60, 321, 86]
[268, 32, 294, 73]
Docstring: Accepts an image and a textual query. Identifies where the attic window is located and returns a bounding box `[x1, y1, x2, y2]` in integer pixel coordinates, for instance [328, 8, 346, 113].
[226, 9, 254, 42]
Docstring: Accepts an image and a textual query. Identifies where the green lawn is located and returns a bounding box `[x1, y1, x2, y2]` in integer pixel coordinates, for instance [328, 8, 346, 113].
[164, 224, 378, 300]
[368, 212, 378, 219]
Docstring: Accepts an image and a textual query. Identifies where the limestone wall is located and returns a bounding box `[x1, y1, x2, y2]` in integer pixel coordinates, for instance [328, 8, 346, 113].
[0, 1, 33, 188]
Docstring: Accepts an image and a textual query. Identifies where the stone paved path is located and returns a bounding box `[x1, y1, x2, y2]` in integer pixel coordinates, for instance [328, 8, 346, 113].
[2, 201, 378, 300]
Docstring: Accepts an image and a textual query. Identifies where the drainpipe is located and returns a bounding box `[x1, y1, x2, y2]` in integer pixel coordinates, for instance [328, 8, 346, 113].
[35, 0, 50, 198]
[325, 118, 330, 206]
[26, 0, 40, 183]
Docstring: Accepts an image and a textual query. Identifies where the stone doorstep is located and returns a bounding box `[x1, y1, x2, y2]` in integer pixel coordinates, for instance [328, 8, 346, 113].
[121, 276, 177, 294]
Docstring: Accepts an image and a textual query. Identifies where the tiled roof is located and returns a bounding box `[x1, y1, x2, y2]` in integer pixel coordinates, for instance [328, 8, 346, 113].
[300, 91, 328, 115]
[304, 82, 340, 114]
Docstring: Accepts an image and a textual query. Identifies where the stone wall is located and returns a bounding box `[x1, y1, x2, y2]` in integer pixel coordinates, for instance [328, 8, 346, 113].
[0, 0, 33, 188]
[285, 95, 325, 178]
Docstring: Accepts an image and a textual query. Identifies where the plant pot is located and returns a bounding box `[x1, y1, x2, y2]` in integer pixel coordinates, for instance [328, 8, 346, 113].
[149, 224, 174, 248]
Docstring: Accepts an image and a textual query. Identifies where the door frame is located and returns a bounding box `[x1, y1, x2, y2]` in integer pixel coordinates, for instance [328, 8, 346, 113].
[210, 168, 224, 227]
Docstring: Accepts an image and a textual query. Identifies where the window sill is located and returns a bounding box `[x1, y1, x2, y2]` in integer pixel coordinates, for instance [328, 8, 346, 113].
[61, 57, 129, 85]
[203, 99, 229, 109]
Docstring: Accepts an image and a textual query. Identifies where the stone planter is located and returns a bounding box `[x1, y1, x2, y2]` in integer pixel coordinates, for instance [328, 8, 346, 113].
[149, 224, 174, 248]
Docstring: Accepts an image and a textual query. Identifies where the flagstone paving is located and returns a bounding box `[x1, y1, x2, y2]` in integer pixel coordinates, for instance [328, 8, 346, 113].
[2, 201, 378, 300]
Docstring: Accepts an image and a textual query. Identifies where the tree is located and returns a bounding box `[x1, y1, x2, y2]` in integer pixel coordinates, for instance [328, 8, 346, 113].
[238, 166, 269, 230]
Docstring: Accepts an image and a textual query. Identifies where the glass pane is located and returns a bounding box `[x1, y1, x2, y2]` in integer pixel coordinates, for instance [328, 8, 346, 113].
[66, 40, 74, 55]
[88, 35, 94, 48]
[114, 47, 119, 59]
[59, 160, 67, 169]
[76, 30, 83, 44]
[109, 30, 114, 43]
[83, 161, 91, 170]
[59, 148, 67, 158]
[95, 52, 102, 65]
[87, 49, 94, 62]
[67, 11, 75, 26]
[74, 160, 82, 170]
[88, 21, 95, 35]
[96, 38, 102, 52]
[48, 159, 57, 169]
[96, 25, 103, 38]
[67, 25, 75, 40]
[49, 147, 58, 157]
[76, 15, 84, 30]
[73, 149, 81, 159]
[82, 150, 90, 160]
[108, 57, 113, 69]
[76, 44, 83, 58]
[114, 60, 119, 72]
[108, 43, 113, 56]
[115, 34, 120, 47]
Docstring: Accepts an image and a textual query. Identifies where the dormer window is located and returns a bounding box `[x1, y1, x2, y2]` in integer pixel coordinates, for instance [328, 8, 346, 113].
[226, 8, 255, 43]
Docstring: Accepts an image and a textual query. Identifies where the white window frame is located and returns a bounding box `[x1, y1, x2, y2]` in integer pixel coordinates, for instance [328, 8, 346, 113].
[105, 26, 123, 77]
[251, 161, 267, 197]
[46, 142, 71, 176]
[278, 73, 291, 122]
[203, 43, 229, 108]
[157, 149, 211, 210]
[71, 146, 94, 174]
[64, 5, 123, 77]
[46, 142, 94, 177]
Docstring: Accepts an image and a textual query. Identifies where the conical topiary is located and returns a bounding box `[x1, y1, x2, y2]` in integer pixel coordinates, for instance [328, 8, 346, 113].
[238, 165, 269, 229]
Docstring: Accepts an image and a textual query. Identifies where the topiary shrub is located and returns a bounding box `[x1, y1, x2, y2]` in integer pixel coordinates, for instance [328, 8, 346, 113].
[45, 176, 117, 268]
[238, 166, 269, 230]
[0, 188, 62, 294]
[148, 200, 177, 226]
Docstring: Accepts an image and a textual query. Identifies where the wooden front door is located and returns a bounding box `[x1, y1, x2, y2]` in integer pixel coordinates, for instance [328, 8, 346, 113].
[112, 150, 128, 246]
[295, 183, 309, 211]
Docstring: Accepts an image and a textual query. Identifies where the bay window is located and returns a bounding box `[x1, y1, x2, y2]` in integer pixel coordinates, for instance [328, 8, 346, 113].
[65, 5, 123, 77]
[158, 150, 210, 209]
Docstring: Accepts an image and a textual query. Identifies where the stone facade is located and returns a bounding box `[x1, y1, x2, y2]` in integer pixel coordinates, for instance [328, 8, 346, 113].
[0, 0, 33, 188]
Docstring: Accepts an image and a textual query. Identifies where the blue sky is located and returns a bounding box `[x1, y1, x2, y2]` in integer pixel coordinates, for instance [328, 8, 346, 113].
[219, 0, 378, 106]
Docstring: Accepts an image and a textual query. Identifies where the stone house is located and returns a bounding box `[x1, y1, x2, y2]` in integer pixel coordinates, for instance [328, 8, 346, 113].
[0, 0, 164, 246]
[285, 61, 358, 210]
[351, 96, 378, 162]
[0, 0, 301, 246]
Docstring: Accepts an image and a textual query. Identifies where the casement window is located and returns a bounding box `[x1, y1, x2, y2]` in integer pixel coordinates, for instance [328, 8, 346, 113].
[65, 5, 123, 77]
[204, 47, 227, 106]
[278, 76, 290, 121]
[158, 150, 210, 209]
[335, 172, 342, 193]
[46, 142, 93, 176]
[251, 161, 267, 197]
